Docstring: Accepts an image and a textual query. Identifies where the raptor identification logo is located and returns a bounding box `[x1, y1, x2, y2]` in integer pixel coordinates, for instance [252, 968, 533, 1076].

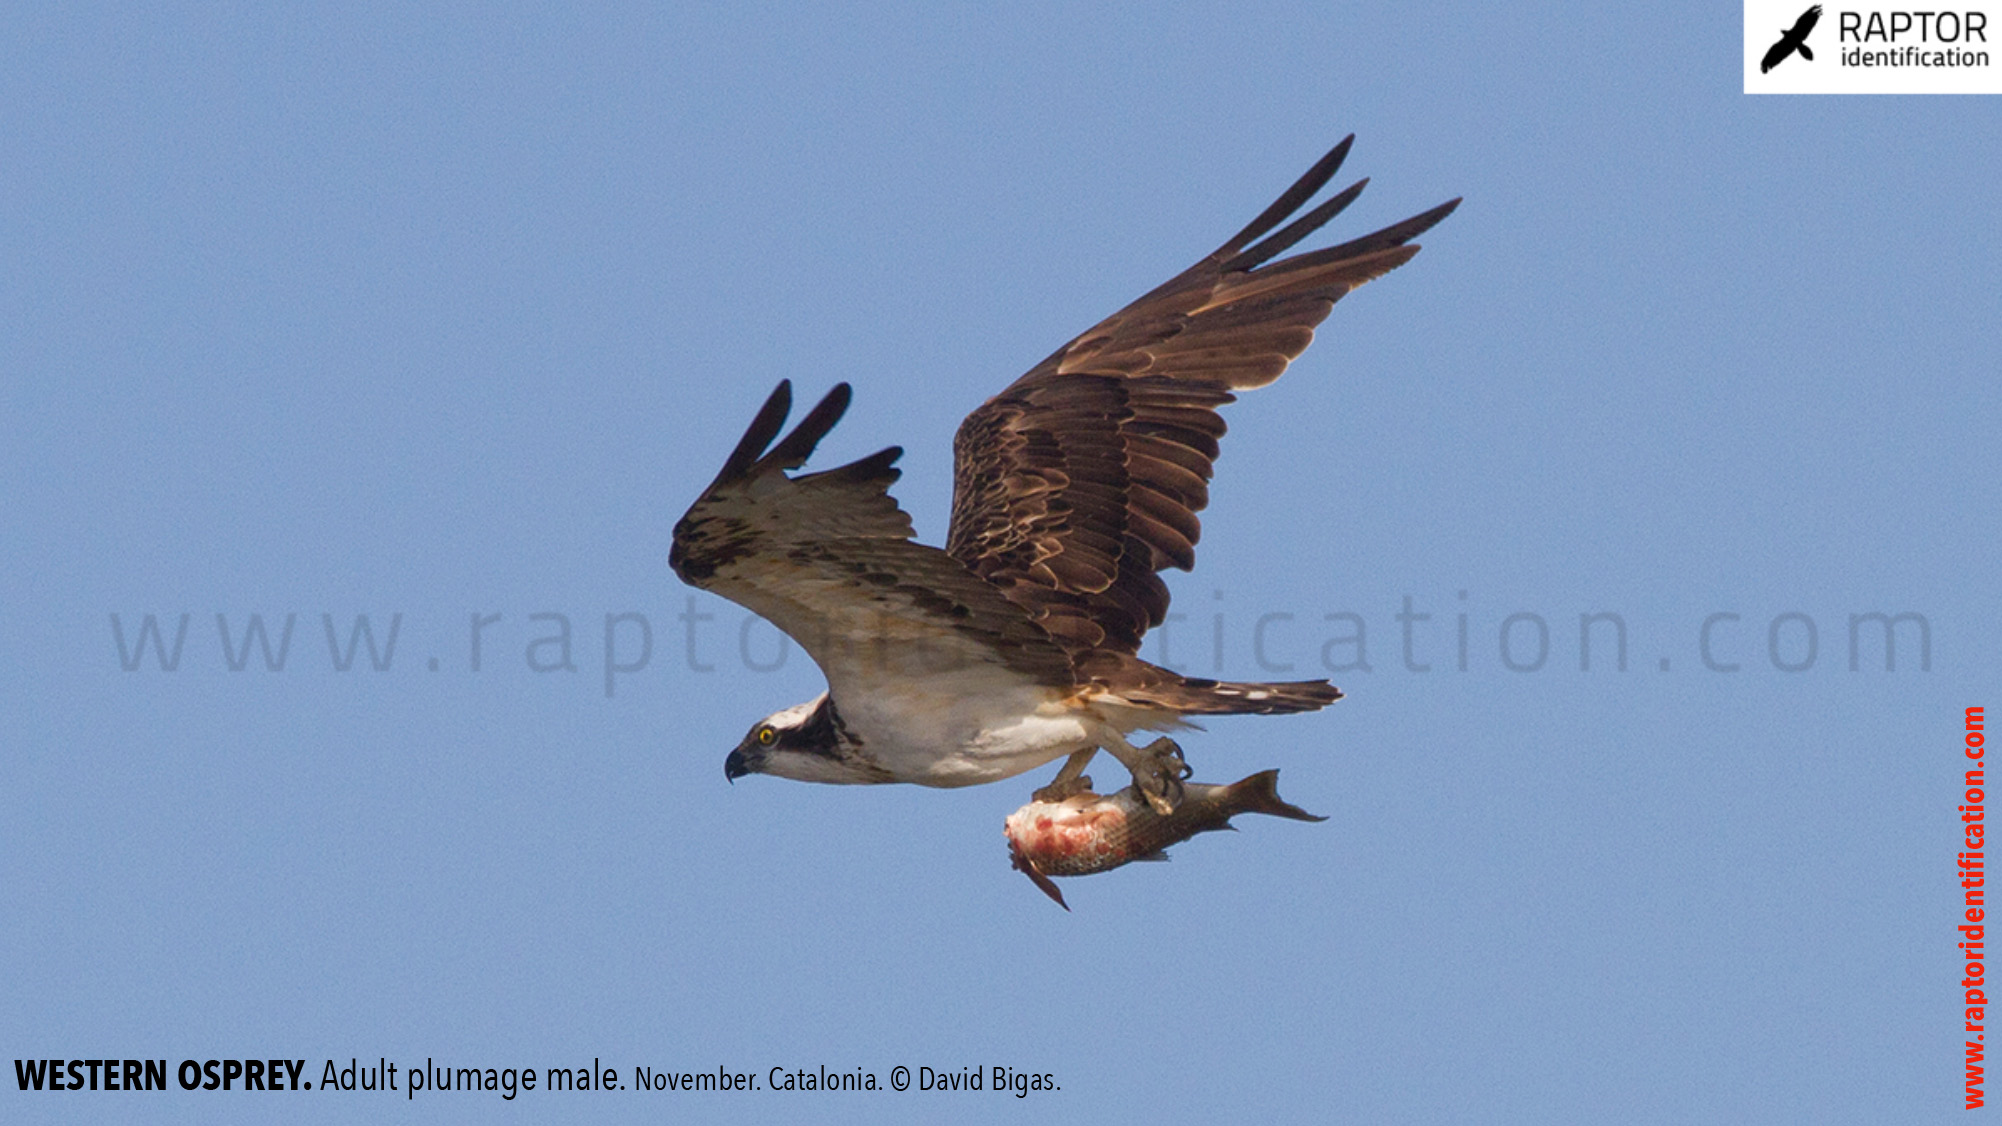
[1744, 0, 2002, 91]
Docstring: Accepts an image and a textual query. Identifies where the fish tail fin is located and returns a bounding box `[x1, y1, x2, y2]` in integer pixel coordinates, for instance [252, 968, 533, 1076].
[1224, 769, 1329, 823]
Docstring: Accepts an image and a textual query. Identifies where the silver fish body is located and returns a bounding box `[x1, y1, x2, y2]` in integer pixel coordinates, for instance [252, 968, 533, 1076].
[1004, 770, 1325, 908]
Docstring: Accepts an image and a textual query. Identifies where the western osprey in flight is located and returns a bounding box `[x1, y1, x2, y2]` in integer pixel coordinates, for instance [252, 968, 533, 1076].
[672, 136, 1456, 814]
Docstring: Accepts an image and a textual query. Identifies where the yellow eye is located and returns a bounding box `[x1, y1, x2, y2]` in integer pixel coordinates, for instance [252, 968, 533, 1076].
[757, 726, 776, 746]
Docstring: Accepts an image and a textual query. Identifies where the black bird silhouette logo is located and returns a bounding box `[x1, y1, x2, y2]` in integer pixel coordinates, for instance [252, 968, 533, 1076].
[1762, 5, 1822, 72]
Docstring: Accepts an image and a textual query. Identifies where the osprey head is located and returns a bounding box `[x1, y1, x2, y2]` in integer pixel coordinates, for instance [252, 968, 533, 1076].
[724, 693, 877, 784]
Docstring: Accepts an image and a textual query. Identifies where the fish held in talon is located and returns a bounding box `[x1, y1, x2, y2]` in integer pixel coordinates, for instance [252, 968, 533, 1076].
[1004, 770, 1327, 909]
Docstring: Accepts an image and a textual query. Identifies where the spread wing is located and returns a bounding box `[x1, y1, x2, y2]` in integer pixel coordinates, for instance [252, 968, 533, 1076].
[1761, 38, 1797, 72]
[671, 381, 1075, 700]
[946, 137, 1458, 660]
[1790, 5, 1822, 38]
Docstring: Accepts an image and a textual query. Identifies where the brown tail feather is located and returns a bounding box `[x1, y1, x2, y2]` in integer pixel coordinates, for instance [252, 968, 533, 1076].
[1083, 653, 1341, 715]
[1133, 671, 1342, 715]
[1169, 676, 1342, 715]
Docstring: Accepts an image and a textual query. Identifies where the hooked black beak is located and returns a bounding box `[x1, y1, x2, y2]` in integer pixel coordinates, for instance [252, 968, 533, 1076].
[724, 748, 750, 783]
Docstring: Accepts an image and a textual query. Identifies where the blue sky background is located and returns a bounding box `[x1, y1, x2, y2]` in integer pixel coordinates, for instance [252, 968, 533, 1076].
[4, 4, 1996, 1123]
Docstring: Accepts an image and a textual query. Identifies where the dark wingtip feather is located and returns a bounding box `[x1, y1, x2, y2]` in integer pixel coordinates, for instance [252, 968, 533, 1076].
[1419, 195, 1463, 231]
[762, 382, 853, 471]
[718, 380, 793, 482]
[802, 444, 904, 486]
[1273, 196, 1461, 276]
[1363, 197, 1461, 251]
[1215, 135, 1355, 258]
[1226, 176, 1370, 274]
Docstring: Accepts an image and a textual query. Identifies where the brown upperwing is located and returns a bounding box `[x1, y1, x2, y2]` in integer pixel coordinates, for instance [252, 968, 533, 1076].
[945, 137, 1459, 663]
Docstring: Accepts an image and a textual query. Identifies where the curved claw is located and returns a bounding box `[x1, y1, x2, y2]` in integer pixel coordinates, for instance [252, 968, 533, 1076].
[1133, 738, 1188, 814]
[1140, 771, 1183, 816]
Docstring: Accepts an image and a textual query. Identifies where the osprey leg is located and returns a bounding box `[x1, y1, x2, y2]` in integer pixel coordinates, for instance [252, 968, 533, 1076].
[1100, 732, 1190, 815]
[1032, 749, 1098, 803]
